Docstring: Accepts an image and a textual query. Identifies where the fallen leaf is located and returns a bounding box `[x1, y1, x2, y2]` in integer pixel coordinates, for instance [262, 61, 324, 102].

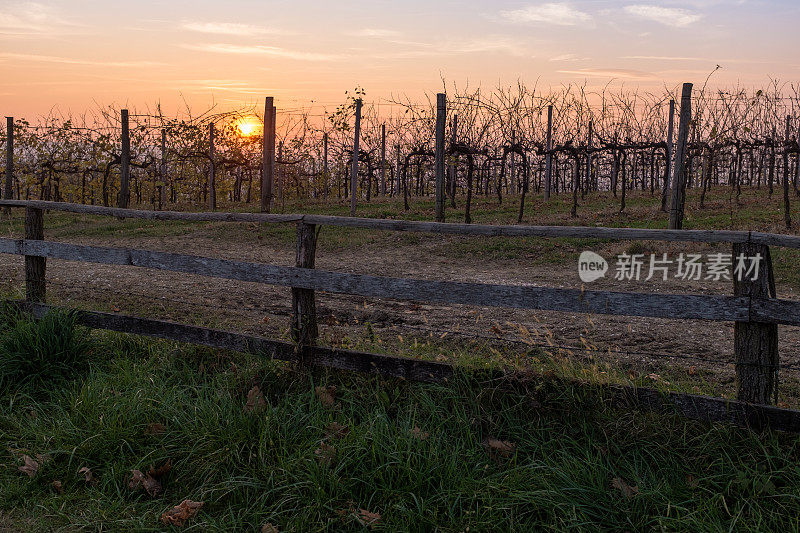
[484, 438, 515, 457]
[52, 480, 63, 494]
[411, 426, 430, 440]
[490, 323, 503, 336]
[688, 366, 697, 376]
[611, 477, 639, 499]
[18, 455, 39, 477]
[160, 499, 204, 527]
[148, 459, 172, 479]
[262, 316, 271, 323]
[78, 466, 96, 484]
[112, 306, 121, 313]
[261, 524, 279, 533]
[314, 442, 336, 465]
[245, 386, 267, 413]
[145, 422, 167, 435]
[325, 422, 350, 440]
[129, 469, 163, 497]
[357, 509, 381, 528]
[315, 385, 337, 407]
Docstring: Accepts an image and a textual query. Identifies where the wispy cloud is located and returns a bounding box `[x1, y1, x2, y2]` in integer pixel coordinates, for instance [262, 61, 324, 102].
[499, 3, 592, 26]
[624, 5, 702, 27]
[0, 52, 164, 67]
[0, 2, 80, 36]
[181, 43, 342, 61]
[550, 53, 589, 61]
[558, 68, 656, 79]
[348, 28, 402, 38]
[180, 20, 293, 36]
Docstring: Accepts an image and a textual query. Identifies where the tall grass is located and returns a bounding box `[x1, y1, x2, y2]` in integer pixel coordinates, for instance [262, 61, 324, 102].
[0, 307, 92, 391]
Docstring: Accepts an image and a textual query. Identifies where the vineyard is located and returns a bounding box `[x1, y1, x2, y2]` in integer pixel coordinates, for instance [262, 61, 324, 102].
[2, 80, 799, 226]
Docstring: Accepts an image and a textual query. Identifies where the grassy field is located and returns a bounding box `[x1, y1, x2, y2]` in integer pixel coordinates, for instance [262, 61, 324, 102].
[2, 309, 800, 531]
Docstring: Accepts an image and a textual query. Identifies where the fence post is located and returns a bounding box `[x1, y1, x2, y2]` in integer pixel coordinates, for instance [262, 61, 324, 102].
[544, 105, 553, 201]
[733, 240, 778, 404]
[435, 93, 446, 222]
[292, 220, 318, 365]
[349, 98, 362, 216]
[25, 207, 45, 303]
[119, 109, 130, 208]
[669, 83, 692, 229]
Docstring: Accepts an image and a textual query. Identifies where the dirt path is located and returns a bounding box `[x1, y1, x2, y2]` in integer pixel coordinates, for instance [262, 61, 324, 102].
[1, 226, 798, 394]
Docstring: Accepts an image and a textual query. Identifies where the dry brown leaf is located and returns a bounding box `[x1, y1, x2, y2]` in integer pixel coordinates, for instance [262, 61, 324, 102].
[411, 426, 430, 440]
[688, 366, 698, 376]
[145, 422, 167, 435]
[245, 386, 267, 413]
[357, 508, 381, 528]
[18, 455, 39, 477]
[484, 438, 515, 457]
[78, 466, 96, 484]
[315, 385, 337, 407]
[148, 459, 172, 479]
[262, 316, 271, 323]
[611, 477, 639, 499]
[325, 422, 350, 440]
[314, 442, 336, 465]
[51, 480, 63, 494]
[129, 469, 163, 497]
[160, 499, 204, 527]
[261, 523, 279, 533]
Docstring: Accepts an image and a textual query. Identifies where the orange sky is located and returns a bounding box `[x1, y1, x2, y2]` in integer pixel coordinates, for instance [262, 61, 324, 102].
[1, 1, 799, 119]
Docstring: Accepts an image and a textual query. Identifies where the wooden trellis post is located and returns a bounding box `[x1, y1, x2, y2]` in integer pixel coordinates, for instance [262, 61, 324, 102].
[350, 98, 362, 216]
[4, 116, 13, 207]
[661, 99, 675, 212]
[544, 105, 553, 201]
[261, 96, 275, 213]
[734, 240, 778, 404]
[159, 129, 167, 210]
[119, 109, 130, 208]
[208, 122, 216, 211]
[435, 93, 446, 222]
[380, 124, 386, 196]
[669, 83, 692, 229]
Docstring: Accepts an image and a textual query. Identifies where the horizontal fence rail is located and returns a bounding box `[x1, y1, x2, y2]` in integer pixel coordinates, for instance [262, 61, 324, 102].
[4, 237, 800, 324]
[1, 200, 800, 431]
[1, 199, 799, 249]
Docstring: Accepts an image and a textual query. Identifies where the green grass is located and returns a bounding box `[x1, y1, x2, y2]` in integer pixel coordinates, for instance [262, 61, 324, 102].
[2, 318, 800, 531]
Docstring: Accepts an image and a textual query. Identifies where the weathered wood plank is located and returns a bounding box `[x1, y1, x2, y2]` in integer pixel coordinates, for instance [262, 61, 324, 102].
[1, 199, 800, 249]
[0, 238, 758, 322]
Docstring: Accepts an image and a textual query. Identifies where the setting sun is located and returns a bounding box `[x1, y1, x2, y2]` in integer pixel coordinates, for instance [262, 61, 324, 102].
[235, 119, 260, 137]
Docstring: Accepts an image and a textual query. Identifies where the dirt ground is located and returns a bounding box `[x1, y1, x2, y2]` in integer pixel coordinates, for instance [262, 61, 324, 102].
[1, 222, 798, 400]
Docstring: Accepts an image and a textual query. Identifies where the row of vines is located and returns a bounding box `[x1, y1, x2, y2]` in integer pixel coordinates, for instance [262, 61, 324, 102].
[2, 79, 800, 225]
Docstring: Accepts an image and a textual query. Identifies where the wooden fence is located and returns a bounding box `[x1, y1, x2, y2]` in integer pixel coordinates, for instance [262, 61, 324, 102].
[2, 199, 800, 431]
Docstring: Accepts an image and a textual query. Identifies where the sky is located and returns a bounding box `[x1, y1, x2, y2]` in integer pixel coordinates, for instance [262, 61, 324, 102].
[1, 0, 798, 118]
